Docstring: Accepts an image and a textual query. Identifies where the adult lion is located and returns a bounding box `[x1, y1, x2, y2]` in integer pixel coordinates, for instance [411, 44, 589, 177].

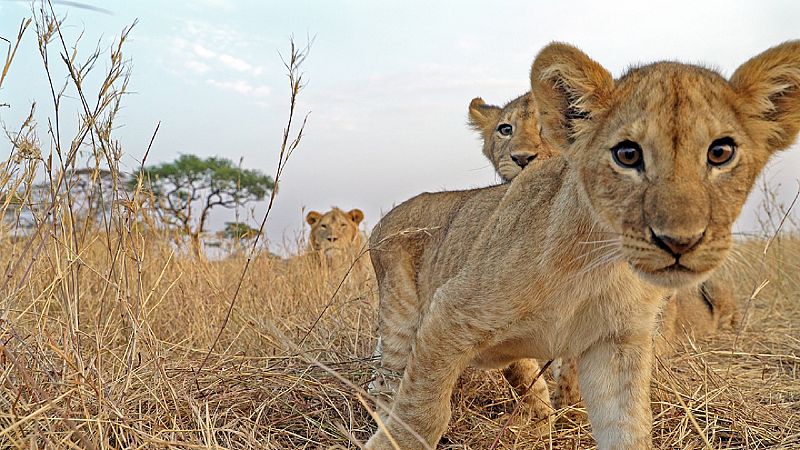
[305, 207, 367, 271]
[366, 41, 800, 450]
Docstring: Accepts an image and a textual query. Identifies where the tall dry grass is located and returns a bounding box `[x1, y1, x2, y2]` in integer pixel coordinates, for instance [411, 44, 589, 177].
[0, 5, 798, 449]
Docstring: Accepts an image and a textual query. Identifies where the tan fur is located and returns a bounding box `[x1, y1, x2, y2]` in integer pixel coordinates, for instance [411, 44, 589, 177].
[366, 41, 800, 450]
[655, 280, 739, 355]
[468, 93, 558, 181]
[305, 207, 366, 269]
[468, 94, 740, 410]
[368, 94, 559, 423]
[553, 277, 740, 409]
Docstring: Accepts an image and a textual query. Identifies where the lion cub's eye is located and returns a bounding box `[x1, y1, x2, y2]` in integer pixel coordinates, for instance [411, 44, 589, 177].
[611, 140, 644, 169]
[707, 137, 736, 167]
[496, 124, 513, 136]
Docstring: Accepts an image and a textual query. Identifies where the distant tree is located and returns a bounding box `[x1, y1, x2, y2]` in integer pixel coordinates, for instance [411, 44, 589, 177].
[69, 168, 130, 230]
[2, 167, 127, 234]
[135, 154, 273, 255]
[222, 221, 261, 240]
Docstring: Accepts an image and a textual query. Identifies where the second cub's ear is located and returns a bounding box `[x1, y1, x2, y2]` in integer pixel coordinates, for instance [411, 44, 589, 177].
[468, 97, 502, 133]
[306, 211, 322, 226]
[730, 40, 800, 152]
[530, 42, 614, 150]
[347, 209, 364, 225]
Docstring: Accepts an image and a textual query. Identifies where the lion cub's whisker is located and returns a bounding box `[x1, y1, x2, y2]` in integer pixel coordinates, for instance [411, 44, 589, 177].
[570, 243, 623, 264]
[572, 249, 624, 279]
[578, 238, 622, 245]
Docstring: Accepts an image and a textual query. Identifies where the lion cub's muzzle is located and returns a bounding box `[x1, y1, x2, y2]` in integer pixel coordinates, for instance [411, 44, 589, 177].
[510, 151, 538, 168]
[624, 225, 718, 288]
[649, 228, 705, 258]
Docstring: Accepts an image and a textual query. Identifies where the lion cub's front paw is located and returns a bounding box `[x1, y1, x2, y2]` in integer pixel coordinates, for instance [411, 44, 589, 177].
[510, 399, 553, 434]
[552, 388, 586, 423]
[364, 431, 393, 450]
[366, 428, 421, 450]
[521, 396, 554, 421]
[552, 385, 582, 410]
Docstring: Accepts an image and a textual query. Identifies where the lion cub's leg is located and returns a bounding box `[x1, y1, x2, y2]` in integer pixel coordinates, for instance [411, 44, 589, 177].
[502, 359, 553, 421]
[368, 257, 419, 406]
[578, 334, 654, 450]
[552, 357, 582, 409]
[367, 337, 398, 401]
[366, 283, 507, 449]
[701, 280, 739, 330]
[366, 317, 476, 448]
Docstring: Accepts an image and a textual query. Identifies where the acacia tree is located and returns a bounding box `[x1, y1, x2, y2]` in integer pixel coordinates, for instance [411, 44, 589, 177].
[137, 154, 273, 255]
[222, 221, 260, 240]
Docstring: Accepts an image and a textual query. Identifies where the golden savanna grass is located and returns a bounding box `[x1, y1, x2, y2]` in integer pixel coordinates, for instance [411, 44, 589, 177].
[0, 6, 799, 449]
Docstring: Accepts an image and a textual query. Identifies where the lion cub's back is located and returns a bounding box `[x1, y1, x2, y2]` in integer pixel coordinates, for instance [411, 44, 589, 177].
[369, 185, 507, 289]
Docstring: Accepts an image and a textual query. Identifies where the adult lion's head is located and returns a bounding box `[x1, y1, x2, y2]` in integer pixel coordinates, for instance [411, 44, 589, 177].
[531, 41, 800, 288]
[468, 92, 558, 182]
[306, 207, 365, 258]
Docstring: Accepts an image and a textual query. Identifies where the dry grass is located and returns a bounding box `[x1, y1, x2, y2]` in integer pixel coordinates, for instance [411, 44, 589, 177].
[0, 232, 798, 449]
[1, 5, 799, 449]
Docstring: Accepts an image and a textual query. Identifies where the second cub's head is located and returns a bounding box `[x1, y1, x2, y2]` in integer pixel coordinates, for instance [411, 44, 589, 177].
[531, 42, 800, 288]
[468, 93, 558, 182]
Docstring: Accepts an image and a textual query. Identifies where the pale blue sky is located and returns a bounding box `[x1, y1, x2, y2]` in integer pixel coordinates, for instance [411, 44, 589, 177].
[1, 0, 799, 251]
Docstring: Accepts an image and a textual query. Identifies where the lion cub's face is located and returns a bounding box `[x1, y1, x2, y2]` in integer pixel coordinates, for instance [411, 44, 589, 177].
[306, 208, 364, 256]
[532, 42, 800, 288]
[468, 93, 558, 182]
[579, 67, 757, 287]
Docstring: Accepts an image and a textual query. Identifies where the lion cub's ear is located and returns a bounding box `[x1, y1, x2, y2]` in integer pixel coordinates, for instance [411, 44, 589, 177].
[530, 42, 614, 151]
[347, 209, 365, 225]
[306, 211, 322, 226]
[468, 97, 502, 133]
[730, 40, 800, 151]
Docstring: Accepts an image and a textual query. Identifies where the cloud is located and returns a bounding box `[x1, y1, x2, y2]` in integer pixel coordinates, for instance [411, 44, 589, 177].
[188, 43, 263, 76]
[217, 53, 264, 75]
[192, 43, 217, 59]
[206, 79, 270, 97]
[180, 20, 259, 54]
[167, 21, 268, 88]
[162, 20, 273, 100]
[192, 0, 235, 11]
[252, 85, 270, 96]
[184, 60, 211, 75]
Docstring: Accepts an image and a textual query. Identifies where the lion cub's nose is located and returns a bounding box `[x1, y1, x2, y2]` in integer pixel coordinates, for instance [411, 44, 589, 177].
[327, 236, 338, 242]
[510, 153, 537, 168]
[650, 229, 705, 256]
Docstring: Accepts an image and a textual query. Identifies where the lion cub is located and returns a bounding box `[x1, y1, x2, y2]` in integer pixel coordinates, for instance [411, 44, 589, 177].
[368, 93, 559, 425]
[367, 41, 800, 450]
[467, 92, 557, 181]
[468, 92, 739, 409]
